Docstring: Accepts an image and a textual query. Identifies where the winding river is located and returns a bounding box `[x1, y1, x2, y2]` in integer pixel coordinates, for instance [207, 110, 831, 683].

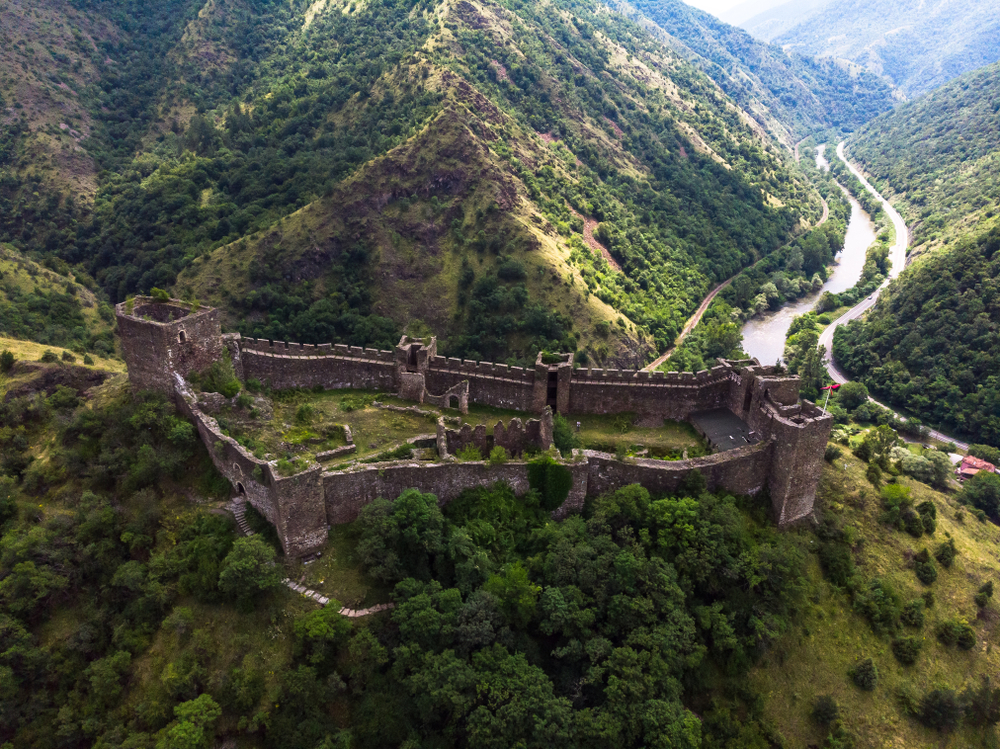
[740, 185, 876, 365]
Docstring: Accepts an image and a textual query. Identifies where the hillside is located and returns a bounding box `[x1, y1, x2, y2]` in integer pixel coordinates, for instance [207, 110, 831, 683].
[0, 0, 873, 368]
[742, 0, 1000, 97]
[623, 0, 897, 146]
[831, 65, 1000, 447]
[0, 243, 115, 355]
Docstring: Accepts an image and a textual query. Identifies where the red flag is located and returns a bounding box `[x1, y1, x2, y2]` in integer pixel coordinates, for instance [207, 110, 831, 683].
[821, 384, 840, 391]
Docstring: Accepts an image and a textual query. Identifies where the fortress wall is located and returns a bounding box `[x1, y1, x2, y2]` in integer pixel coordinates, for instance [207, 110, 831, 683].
[568, 378, 733, 419]
[760, 403, 834, 525]
[173, 374, 327, 556]
[425, 360, 535, 411]
[583, 440, 774, 499]
[240, 349, 397, 392]
[240, 338, 395, 362]
[323, 460, 589, 525]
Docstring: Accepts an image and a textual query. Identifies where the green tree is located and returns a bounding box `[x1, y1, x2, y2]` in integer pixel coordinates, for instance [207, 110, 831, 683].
[0, 350, 14, 373]
[838, 381, 869, 410]
[484, 562, 541, 629]
[960, 472, 1000, 518]
[218, 536, 284, 606]
[157, 694, 222, 749]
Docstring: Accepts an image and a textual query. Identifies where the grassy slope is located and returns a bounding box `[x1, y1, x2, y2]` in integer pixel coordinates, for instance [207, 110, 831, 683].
[0, 0, 117, 200]
[175, 0, 822, 365]
[0, 243, 112, 339]
[752, 449, 1000, 748]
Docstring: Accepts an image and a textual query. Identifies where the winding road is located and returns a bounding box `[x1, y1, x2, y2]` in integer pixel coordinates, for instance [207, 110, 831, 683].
[817, 143, 969, 450]
[643, 193, 829, 371]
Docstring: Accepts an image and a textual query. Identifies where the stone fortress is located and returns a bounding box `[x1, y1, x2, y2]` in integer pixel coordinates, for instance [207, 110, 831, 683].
[117, 297, 833, 556]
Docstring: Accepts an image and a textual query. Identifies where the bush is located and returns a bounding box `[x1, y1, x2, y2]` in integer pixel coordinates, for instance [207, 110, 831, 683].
[488, 445, 509, 465]
[865, 463, 882, 486]
[934, 539, 956, 568]
[295, 404, 316, 424]
[918, 688, 964, 732]
[527, 454, 573, 512]
[818, 542, 855, 587]
[891, 636, 922, 665]
[975, 581, 994, 608]
[849, 658, 878, 691]
[245, 377, 262, 393]
[853, 578, 901, 634]
[150, 287, 171, 302]
[937, 619, 976, 650]
[914, 549, 937, 585]
[811, 695, 839, 725]
[825, 445, 843, 463]
[552, 413, 579, 457]
[83, 354, 94, 365]
[901, 600, 925, 628]
[340, 393, 375, 412]
[190, 353, 241, 398]
[61, 350, 76, 362]
[0, 349, 14, 372]
[961, 677, 1000, 727]
[40, 350, 59, 363]
[455, 443, 483, 461]
[236, 393, 254, 409]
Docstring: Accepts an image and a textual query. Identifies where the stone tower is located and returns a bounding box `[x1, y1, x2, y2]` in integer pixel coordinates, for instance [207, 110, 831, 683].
[115, 297, 224, 394]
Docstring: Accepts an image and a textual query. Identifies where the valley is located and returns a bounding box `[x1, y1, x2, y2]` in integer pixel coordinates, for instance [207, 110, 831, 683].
[1, 1, 1000, 748]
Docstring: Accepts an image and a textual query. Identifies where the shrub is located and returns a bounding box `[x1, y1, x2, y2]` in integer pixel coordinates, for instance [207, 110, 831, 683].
[236, 393, 254, 409]
[83, 354, 94, 365]
[527, 454, 573, 512]
[818, 542, 855, 587]
[891, 636, 922, 665]
[340, 393, 375, 412]
[902, 509, 924, 537]
[552, 413, 579, 457]
[901, 600, 925, 628]
[191, 353, 241, 398]
[853, 578, 901, 634]
[916, 500, 937, 534]
[61, 350, 76, 362]
[825, 445, 843, 463]
[488, 445, 509, 465]
[0, 350, 14, 372]
[150, 287, 171, 302]
[918, 688, 964, 732]
[914, 549, 937, 585]
[934, 539, 956, 568]
[40, 350, 59, 363]
[295, 404, 316, 424]
[245, 377, 262, 393]
[849, 658, 878, 691]
[936, 618, 976, 649]
[865, 463, 882, 486]
[455, 443, 483, 461]
[811, 695, 839, 725]
[975, 581, 994, 608]
[961, 677, 1000, 728]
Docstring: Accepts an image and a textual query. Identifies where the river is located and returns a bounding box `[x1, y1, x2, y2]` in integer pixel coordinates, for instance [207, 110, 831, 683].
[740, 181, 875, 365]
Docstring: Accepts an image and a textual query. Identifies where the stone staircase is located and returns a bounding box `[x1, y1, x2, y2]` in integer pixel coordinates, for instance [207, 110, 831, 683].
[227, 496, 392, 618]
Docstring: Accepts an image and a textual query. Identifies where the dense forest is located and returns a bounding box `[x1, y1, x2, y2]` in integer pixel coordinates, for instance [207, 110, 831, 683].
[833, 226, 1000, 446]
[831, 64, 1000, 447]
[2, 0, 838, 365]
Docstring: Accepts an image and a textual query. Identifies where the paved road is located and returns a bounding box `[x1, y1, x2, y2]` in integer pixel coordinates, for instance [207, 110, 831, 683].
[818, 144, 969, 450]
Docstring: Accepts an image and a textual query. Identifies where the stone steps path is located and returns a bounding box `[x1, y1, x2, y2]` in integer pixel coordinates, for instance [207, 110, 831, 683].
[227, 497, 393, 618]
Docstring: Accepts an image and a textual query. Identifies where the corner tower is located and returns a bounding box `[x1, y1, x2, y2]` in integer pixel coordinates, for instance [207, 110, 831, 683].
[116, 296, 223, 394]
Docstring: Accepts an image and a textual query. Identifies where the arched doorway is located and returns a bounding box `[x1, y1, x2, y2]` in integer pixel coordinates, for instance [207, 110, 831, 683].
[235, 482, 246, 496]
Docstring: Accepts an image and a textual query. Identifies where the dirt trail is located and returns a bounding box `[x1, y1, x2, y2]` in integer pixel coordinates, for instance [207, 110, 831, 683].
[570, 208, 622, 272]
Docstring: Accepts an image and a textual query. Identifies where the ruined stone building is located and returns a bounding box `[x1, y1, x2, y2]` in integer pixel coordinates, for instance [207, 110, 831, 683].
[117, 297, 833, 555]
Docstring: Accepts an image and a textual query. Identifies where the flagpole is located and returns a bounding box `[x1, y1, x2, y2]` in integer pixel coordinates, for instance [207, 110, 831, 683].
[822, 387, 832, 413]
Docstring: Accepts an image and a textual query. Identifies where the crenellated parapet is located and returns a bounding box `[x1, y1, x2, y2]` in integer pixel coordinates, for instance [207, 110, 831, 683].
[116, 300, 833, 553]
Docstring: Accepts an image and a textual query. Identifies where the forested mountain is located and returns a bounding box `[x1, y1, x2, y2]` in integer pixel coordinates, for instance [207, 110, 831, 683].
[2, 0, 860, 367]
[833, 63, 1000, 446]
[622, 0, 897, 145]
[741, 0, 1000, 97]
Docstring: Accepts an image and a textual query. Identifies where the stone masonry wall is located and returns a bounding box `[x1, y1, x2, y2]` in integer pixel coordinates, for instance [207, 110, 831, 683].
[323, 460, 590, 525]
[240, 343, 397, 392]
[172, 374, 327, 556]
[116, 299, 223, 394]
[583, 441, 774, 500]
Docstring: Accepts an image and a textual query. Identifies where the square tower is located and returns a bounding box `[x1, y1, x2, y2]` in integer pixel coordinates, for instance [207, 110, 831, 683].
[116, 297, 223, 394]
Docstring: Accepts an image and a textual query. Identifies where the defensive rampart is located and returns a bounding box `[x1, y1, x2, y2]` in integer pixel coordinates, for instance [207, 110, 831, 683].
[116, 298, 833, 555]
